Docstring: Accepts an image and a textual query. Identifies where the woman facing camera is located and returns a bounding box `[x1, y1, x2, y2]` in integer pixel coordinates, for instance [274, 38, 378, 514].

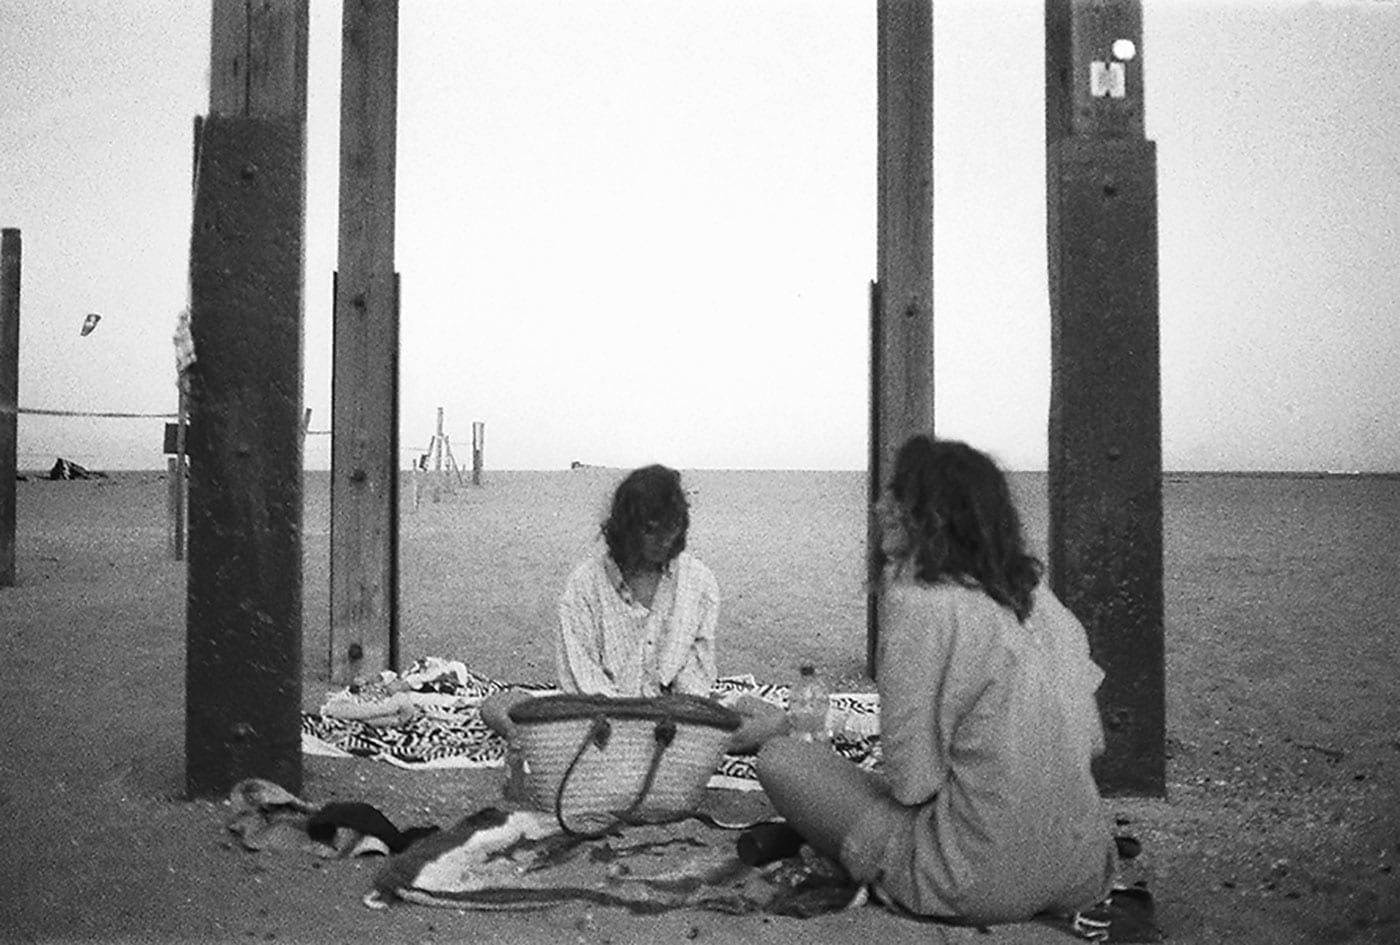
[755, 435, 1116, 924]
[482, 464, 783, 751]
[556, 463, 718, 698]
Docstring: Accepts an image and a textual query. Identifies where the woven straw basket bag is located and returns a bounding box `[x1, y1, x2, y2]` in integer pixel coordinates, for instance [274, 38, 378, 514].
[508, 692, 741, 836]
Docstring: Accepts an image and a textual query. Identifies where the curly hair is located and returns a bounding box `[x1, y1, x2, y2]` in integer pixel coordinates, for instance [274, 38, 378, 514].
[886, 436, 1043, 623]
[602, 464, 690, 570]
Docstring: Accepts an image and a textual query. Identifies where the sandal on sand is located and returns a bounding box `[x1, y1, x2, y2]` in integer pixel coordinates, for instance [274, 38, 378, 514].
[1066, 884, 1162, 943]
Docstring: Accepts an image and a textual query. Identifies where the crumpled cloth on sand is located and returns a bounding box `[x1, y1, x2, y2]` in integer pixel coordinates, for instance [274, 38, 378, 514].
[363, 805, 868, 918]
[363, 805, 1161, 941]
[225, 778, 440, 858]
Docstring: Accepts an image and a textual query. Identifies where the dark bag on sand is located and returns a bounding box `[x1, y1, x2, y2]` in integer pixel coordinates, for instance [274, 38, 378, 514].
[509, 693, 741, 837]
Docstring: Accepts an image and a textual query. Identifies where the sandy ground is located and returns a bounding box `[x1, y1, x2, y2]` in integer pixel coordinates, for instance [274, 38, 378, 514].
[1, 468, 1397, 944]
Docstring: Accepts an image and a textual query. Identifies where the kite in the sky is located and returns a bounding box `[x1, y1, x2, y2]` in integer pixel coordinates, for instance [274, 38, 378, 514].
[80, 313, 101, 336]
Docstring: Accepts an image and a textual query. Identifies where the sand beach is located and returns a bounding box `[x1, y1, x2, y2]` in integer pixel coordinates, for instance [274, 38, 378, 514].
[1, 467, 1396, 943]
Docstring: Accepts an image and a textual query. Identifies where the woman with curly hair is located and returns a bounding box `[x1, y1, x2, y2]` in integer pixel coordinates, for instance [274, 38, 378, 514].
[755, 435, 1116, 924]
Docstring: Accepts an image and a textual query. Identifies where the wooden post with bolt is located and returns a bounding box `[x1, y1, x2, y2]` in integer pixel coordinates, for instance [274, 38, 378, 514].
[330, 0, 400, 685]
[867, 0, 935, 678]
[185, 0, 309, 798]
[1045, 0, 1164, 797]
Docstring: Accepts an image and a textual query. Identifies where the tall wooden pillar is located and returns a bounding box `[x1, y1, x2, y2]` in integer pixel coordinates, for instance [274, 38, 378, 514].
[1045, 0, 1165, 796]
[1, 229, 19, 588]
[868, 0, 935, 677]
[185, 0, 309, 798]
[330, 0, 400, 685]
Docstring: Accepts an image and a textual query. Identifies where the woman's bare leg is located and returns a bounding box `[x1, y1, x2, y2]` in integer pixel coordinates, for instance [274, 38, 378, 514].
[755, 737, 889, 861]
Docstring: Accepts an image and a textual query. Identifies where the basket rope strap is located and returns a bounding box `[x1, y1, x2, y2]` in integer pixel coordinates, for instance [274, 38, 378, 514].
[555, 713, 678, 838]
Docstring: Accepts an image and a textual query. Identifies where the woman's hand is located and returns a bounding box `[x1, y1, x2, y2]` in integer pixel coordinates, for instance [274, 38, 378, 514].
[725, 694, 791, 754]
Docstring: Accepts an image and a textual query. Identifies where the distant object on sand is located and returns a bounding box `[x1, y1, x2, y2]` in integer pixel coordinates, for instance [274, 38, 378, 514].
[48, 457, 107, 481]
[569, 461, 603, 470]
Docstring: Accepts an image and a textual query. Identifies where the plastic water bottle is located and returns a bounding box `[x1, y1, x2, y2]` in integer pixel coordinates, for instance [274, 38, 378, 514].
[787, 664, 830, 744]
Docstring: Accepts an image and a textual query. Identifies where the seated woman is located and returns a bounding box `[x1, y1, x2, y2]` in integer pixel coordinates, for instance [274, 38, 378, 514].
[755, 435, 1116, 924]
[481, 463, 783, 752]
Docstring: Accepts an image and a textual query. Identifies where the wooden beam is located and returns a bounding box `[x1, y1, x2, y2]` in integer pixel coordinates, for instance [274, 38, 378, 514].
[471, 421, 484, 486]
[186, 0, 308, 799]
[1, 229, 19, 588]
[868, 0, 934, 677]
[330, 0, 399, 685]
[1045, 0, 1165, 797]
[209, 0, 309, 118]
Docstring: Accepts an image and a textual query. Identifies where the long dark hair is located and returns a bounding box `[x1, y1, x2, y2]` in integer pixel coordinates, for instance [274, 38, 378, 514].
[887, 436, 1042, 622]
[602, 464, 690, 570]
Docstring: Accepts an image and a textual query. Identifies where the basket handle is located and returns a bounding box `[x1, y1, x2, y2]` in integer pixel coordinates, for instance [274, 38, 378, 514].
[554, 713, 678, 838]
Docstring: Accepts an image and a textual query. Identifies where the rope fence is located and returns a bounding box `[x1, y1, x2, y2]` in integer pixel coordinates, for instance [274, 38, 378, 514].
[3, 405, 178, 419]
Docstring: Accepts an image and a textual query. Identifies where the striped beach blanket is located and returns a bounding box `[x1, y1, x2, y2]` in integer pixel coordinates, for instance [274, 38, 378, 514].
[301, 657, 882, 790]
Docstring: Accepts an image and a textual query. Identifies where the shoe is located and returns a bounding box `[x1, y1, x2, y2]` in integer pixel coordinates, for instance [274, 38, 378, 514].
[736, 822, 806, 866]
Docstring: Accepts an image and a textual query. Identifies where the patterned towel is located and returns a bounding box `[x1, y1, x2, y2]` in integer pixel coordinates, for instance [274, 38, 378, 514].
[301, 658, 882, 789]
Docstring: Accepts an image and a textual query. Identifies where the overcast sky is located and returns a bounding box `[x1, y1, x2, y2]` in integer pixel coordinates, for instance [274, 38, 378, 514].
[3, 0, 1398, 472]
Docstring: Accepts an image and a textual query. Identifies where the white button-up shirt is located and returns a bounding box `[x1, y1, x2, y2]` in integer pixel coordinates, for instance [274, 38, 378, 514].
[555, 550, 719, 697]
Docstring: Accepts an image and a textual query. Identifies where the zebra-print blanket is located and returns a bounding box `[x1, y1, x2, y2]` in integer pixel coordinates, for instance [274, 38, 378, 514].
[301, 657, 881, 789]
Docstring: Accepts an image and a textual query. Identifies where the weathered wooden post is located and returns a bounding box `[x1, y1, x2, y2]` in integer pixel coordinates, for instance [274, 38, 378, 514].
[433, 406, 444, 472]
[173, 408, 188, 561]
[185, 0, 309, 798]
[329, 0, 400, 685]
[1, 229, 19, 588]
[868, 0, 935, 677]
[166, 454, 182, 557]
[1045, 0, 1165, 796]
[163, 422, 186, 560]
[471, 420, 484, 486]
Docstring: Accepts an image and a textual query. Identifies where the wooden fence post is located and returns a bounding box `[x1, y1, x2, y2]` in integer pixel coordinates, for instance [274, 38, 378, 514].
[1, 229, 19, 588]
[163, 416, 188, 561]
[166, 453, 182, 559]
[472, 421, 484, 486]
[433, 406, 444, 472]
[185, 0, 309, 799]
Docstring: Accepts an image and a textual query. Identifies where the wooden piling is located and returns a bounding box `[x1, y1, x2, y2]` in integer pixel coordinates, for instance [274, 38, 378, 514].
[868, 0, 935, 677]
[166, 455, 182, 559]
[433, 407, 444, 472]
[329, 0, 400, 684]
[1, 229, 19, 588]
[185, 0, 309, 799]
[471, 421, 484, 486]
[1045, 0, 1165, 796]
[172, 399, 187, 562]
